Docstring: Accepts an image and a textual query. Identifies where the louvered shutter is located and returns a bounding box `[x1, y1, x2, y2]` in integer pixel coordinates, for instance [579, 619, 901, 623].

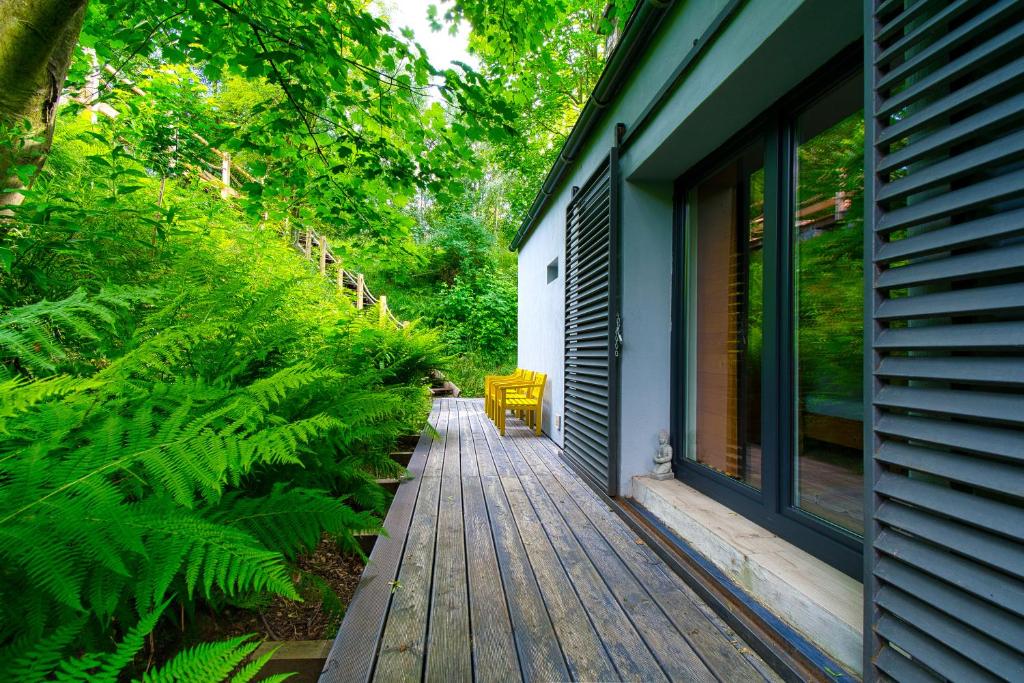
[867, 1, 1024, 680]
[564, 152, 620, 495]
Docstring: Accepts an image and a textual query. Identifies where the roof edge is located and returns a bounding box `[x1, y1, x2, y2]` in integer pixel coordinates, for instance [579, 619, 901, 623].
[508, 0, 676, 252]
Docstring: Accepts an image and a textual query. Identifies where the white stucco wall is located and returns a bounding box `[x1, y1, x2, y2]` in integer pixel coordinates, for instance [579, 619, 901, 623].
[517, 193, 569, 444]
[516, 0, 862, 492]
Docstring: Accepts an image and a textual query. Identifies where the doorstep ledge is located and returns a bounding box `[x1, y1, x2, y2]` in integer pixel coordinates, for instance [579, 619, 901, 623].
[631, 475, 863, 676]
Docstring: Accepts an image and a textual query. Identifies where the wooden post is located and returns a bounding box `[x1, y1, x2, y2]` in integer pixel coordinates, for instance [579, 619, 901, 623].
[319, 235, 328, 275]
[85, 48, 100, 125]
[303, 231, 312, 259]
[379, 295, 388, 324]
[336, 264, 345, 290]
[220, 152, 231, 199]
[356, 274, 365, 310]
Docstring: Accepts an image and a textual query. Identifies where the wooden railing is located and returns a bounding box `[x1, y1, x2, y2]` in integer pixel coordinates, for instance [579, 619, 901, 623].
[79, 55, 406, 330]
[293, 229, 406, 329]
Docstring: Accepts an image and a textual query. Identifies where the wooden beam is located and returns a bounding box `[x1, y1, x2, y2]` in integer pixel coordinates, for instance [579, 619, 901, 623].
[337, 264, 345, 290]
[379, 295, 388, 324]
[356, 274, 365, 310]
[320, 235, 328, 275]
[304, 230, 312, 259]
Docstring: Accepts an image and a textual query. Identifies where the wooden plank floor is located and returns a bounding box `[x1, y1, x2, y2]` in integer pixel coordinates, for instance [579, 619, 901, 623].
[321, 398, 781, 683]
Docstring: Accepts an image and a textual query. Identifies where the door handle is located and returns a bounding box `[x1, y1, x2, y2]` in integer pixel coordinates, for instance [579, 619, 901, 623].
[614, 316, 623, 358]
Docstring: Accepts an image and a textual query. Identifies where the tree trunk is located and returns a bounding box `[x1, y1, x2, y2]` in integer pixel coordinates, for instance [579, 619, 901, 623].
[0, 0, 88, 207]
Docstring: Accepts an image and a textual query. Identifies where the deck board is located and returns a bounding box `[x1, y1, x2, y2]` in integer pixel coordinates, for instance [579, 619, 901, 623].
[324, 398, 779, 683]
[463, 470, 522, 682]
[373, 402, 448, 682]
[319, 401, 438, 683]
[426, 400, 472, 682]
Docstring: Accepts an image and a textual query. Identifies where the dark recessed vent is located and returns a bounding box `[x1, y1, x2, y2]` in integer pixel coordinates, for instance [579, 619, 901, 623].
[547, 258, 559, 283]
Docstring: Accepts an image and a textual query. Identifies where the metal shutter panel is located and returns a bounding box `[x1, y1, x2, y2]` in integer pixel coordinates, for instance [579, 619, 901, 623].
[867, 1, 1024, 679]
[564, 152, 620, 495]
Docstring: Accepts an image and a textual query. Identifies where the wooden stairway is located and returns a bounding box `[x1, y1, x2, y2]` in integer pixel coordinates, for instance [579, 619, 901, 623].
[294, 232, 460, 402]
[292, 229, 405, 329]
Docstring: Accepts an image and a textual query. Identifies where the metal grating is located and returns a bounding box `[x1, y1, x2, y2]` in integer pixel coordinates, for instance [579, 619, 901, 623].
[868, 0, 1024, 679]
[564, 152, 619, 496]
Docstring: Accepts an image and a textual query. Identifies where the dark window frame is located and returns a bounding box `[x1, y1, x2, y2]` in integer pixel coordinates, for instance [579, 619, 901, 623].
[670, 44, 864, 579]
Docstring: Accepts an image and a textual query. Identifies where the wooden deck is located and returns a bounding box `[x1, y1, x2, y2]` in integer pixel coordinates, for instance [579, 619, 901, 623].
[321, 398, 780, 682]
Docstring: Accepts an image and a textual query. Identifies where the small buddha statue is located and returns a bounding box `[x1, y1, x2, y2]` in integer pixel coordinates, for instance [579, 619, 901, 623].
[652, 430, 673, 480]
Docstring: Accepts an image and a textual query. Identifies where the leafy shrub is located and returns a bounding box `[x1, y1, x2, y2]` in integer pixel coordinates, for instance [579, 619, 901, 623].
[426, 211, 496, 284]
[0, 122, 439, 678]
[432, 269, 517, 362]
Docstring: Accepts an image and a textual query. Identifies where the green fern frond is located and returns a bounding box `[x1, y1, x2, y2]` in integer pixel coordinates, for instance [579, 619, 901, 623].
[246, 414, 342, 467]
[100, 321, 229, 380]
[242, 363, 342, 411]
[128, 504, 299, 607]
[207, 484, 379, 560]
[0, 288, 151, 376]
[138, 635, 266, 683]
[5, 616, 87, 682]
[23, 603, 279, 683]
[0, 374, 94, 433]
[229, 647, 293, 683]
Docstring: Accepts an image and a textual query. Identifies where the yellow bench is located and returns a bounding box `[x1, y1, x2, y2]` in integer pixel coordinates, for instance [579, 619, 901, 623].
[495, 373, 547, 436]
[485, 369, 534, 420]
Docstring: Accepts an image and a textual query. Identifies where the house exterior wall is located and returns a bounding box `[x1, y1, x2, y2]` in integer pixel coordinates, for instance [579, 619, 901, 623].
[616, 183, 674, 489]
[518, 0, 861, 485]
[517, 0, 1024, 679]
[516, 194, 569, 444]
[515, 0, 868, 672]
[613, 0, 860, 497]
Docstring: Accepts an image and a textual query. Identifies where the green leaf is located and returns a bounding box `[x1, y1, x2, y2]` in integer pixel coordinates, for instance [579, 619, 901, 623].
[0, 247, 13, 273]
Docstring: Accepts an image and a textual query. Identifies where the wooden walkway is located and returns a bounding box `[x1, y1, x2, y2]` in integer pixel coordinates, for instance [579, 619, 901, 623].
[321, 398, 780, 682]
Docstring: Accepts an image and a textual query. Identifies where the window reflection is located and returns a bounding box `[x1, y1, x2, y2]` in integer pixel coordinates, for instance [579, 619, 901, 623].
[793, 80, 865, 535]
[686, 143, 764, 490]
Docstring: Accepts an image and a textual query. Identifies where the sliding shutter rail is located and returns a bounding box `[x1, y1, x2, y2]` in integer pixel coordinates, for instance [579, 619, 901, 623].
[867, 1, 1024, 679]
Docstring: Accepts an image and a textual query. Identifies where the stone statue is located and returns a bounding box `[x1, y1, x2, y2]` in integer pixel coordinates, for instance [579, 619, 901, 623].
[652, 430, 673, 480]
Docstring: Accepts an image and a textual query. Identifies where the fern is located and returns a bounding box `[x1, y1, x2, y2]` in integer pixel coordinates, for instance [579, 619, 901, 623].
[1, 142, 441, 675]
[207, 484, 379, 560]
[5, 617, 87, 682]
[139, 637, 289, 683]
[0, 288, 152, 376]
[50, 603, 169, 682]
[0, 374, 94, 433]
[13, 601, 287, 683]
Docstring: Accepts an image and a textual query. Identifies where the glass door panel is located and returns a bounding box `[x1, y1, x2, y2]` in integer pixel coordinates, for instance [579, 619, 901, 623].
[792, 78, 865, 535]
[685, 143, 764, 490]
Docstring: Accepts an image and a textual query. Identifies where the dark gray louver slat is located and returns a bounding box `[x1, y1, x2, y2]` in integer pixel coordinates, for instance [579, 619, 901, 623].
[564, 153, 619, 495]
[868, 1, 1024, 680]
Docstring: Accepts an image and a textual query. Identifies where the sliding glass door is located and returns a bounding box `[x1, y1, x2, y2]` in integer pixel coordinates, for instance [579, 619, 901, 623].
[674, 58, 864, 577]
